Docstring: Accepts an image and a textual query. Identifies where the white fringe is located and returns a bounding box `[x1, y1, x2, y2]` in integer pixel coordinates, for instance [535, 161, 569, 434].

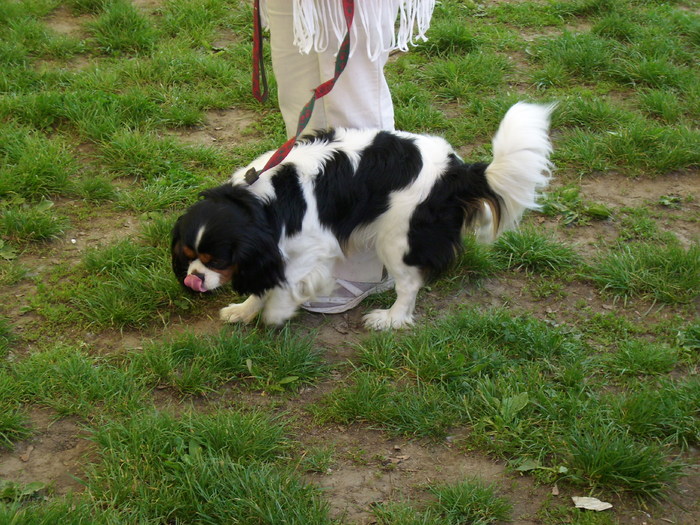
[261, 0, 435, 61]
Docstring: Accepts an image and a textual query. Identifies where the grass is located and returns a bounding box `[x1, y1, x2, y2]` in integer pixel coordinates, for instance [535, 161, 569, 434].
[13, 344, 148, 417]
[604, 340, 679, 376]
[88, 0, 159, 55]
[84, 409, 331, 523]
[373, 478, 512, 524]
[0, 0, 699, 522]
[563, 424, 683, 500]
[0, 127, 77, 200]
[316, 308, 689, 498]
[589, 242, 700, 304]
[0, 201, 69, 244]
[492, 227, 581, 274]
[130, 326, 326, 394]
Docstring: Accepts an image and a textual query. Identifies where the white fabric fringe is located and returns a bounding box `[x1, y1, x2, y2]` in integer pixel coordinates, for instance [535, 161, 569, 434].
[260, 0, 435, 61]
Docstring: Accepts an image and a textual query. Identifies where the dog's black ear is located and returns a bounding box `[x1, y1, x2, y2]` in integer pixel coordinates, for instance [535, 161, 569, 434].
[170, 215, 189, 285]
[231, 231, 286, 296]
[206, 185, 286, 296]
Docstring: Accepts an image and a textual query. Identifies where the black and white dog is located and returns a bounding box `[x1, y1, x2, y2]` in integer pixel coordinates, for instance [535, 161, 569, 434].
[172, 102, 554, 330]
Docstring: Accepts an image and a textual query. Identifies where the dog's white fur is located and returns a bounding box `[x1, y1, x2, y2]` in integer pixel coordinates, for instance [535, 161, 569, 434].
[184, 103, 555, 330]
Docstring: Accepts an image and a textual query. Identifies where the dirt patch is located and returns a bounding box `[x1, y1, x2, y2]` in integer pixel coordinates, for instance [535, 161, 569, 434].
[0, 409, 92, 496]
[168, 108, 261, 148]
[43, 5, 92, 38]
[302, 426, 547, 524]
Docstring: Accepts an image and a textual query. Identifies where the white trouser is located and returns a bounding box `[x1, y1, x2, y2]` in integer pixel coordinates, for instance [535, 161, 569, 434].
[265, 0, 398, 282]
[265, 0, 397, 136]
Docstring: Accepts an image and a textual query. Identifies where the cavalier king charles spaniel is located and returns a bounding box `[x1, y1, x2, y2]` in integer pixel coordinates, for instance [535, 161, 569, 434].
[172, 102, 554, 330]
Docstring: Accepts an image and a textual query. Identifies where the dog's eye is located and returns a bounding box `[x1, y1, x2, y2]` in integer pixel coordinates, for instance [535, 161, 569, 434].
[208, 258, 229, 269]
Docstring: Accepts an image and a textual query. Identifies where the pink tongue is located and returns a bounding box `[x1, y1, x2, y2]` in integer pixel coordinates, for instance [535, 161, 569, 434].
[184, 274, 206, 293]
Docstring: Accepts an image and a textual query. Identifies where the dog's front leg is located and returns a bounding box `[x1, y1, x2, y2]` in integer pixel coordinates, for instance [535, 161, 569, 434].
[261, 286, 302, 326]
[220, 295, 264, 324]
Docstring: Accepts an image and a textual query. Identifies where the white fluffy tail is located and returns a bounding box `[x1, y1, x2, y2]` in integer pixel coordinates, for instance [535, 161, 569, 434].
[479, 102, 555, 241]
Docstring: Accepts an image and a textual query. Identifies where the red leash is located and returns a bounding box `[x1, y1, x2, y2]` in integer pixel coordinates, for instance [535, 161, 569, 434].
[252, 0, 355, 175]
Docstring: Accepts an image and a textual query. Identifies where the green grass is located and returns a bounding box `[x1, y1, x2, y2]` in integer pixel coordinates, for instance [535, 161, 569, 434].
[0, 201, 69, 244]
[428, 479, 513, 524]
[372, 478, 513, 524]
[589, 242, 700, 304]
[317, 308, 689, 498]
[563, 423, 683, 500]
[492, 227, 581, 274]
[421, 52, 511, 100]
[130, 326, 326, 394]
[604, 340, 679, 376]
[13, 344, 148, 417]
[0, 368, 31, 449]
[0, 127, 77, 200]
[608, 378, 700, 448]
[88, 0, 159, 56]
[0, 317, 13, 358]
[83, 409, 331, 523]
[1, 0, 699, 521]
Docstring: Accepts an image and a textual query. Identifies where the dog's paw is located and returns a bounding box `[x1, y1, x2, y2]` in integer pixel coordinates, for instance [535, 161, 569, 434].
[363, 309, 414, 331]
[219, 303, 258, 324]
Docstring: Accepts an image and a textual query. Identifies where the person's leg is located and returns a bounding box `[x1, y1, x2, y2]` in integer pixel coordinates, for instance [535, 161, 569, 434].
[316, 6, 397, 131]
[266, 0, 397, 134]
[266, 0, 327, 136]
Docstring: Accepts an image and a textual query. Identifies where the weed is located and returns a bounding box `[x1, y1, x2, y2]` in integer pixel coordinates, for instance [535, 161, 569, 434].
[429, 479, 512, 524]
[130, 326, 325, 394]
[492, 227, 581, 275]
[589, 242, 700, 304]
[540, 186, 611, 225]
[0, 201, 69, 244]
[604, 340, 678, 376]
[88, 0, 159, 55]
[563, 423, 683, 499]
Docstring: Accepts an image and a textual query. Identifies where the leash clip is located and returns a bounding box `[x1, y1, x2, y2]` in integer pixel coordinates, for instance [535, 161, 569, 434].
[245, 167, 260, 185]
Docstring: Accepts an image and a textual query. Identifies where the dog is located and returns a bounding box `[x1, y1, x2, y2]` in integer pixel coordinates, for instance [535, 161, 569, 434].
[171, 102, 554, 330]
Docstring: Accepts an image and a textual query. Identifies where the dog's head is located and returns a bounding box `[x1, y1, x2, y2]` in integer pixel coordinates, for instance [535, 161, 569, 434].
[171, 184, 286, 296]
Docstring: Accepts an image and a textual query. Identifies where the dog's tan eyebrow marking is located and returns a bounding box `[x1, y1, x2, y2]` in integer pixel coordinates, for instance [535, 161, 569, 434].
[183, 246, 196, 259]
[199, 253, 213, 264]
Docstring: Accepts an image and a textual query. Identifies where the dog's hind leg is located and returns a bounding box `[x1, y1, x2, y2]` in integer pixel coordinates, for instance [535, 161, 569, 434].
[363, 259, 423, 330]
